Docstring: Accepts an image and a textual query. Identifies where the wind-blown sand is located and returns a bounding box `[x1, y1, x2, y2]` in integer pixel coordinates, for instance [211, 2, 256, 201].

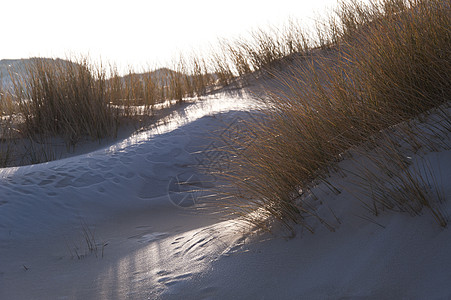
[1, 90, 450, 299]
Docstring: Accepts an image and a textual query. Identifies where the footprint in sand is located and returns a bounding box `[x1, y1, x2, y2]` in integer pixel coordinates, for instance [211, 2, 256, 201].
[135, 147, 150, 155]
[38, 179, 54, 186]
[54, 174, 75, 188]
[53, 172, 105, 188]
[138, 178, 168, 199]
[14, 187, 33, 195]
[146, 148, 182, 163]
[73, 173, 104, 187]
[137, 169, 154, 180]
[87, 159, 112, 171]
[153, 140, 170, 149]
[114, 170, 135, 180]
[70, 166, 89, 173]
[104, 172, 115, 179]
[119, 156, 133, 165]
[23, 171, 46, 178]
[106, 157, 118, 165]
[37, 174, 57, 186]
[13, 177, 36, 186]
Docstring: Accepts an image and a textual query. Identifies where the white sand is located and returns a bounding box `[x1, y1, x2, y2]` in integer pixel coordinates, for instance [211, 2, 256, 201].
[0, 90, 450, 299]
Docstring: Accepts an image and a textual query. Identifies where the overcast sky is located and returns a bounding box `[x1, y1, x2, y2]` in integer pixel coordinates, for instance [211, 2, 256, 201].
[1, 0, 339, 71]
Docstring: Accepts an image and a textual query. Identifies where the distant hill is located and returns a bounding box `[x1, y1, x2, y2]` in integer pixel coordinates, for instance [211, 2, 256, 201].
[0, 58, 72, 89]
[0, 59, 190, 90]
[0, 59, 26, 88]
[119, 67, 182, 85]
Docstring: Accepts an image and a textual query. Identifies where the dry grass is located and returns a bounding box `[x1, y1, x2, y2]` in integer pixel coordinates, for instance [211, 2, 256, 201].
[213, 0, 451, 231]
[347, 107, 451, 227]
[0, 84, 17, 166]
[356, 135, 448, 227]
[10, 57, 119, 147]
[67, 221, 107, 260]
[108, 56, 215, 107]
[213, 20, 311, 80]
[1, 55, 216, 166]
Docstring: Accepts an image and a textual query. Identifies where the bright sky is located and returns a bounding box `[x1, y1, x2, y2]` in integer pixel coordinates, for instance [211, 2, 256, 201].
[1, 0, 339, 72]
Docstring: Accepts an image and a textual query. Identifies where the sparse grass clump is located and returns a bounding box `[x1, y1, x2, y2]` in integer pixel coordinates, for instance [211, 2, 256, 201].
[11, 57, 119, 146]
[67, 221, 108, 260]
[0, 85, 18, 166]
[216, 0, 451, 231]
[107, 56, 215, 108]
[355, 128, 448, 227]
[212, 20, 312, 81]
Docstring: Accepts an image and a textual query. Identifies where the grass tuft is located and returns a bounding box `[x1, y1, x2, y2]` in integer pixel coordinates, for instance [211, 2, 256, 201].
[10, 57, 119, 147]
